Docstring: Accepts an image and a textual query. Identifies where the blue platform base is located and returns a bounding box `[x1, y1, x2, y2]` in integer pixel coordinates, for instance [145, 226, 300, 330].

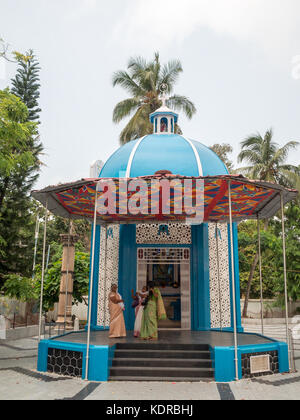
[38, 330, 290, 382]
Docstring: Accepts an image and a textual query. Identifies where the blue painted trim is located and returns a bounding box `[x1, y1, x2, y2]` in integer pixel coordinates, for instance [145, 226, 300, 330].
[150, 111, 178, 123]
[92, 225, 101, 328]
[191, 224, 210, 330]
[37, 331, 289, 382]
[233, 223, 243, 332]
[118, 225, 137, 331]
[85, 325, 109, 331]
[37, 340, 48, 372]
[227, 224, 243, 333]
[202, 224, 211, 330]
[213, 339, 289, 382]
[37, 336, 113, 382]
[87, 225, 101, 331]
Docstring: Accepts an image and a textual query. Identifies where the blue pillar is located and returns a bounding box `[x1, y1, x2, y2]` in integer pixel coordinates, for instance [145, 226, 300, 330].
[228, 223, 243, 333]
[86, 224, 101, 331]
[118, 224, 137, 331]
[191, 224, 211, 331]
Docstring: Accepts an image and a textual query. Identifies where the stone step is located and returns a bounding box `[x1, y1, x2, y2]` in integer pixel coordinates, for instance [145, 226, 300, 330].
[113, 349, 211, 359]
[109, 376, 214, 382]
[112, 357, 212, 368]
[109, 366, 215, 378]
[115, 342, 210, 351]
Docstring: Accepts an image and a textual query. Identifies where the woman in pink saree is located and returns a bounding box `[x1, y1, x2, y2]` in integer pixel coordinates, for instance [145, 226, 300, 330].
[108, 284, 126, 338]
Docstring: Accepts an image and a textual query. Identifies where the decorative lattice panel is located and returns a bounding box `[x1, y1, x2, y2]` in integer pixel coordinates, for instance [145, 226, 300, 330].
[208, 223, 231, 329]
[47, 348, 82, 377]
[137, 247, 190, 264]
[136, 223, 191, 244]
[97, 225, 120, 327]
[136, 246, 191, 330]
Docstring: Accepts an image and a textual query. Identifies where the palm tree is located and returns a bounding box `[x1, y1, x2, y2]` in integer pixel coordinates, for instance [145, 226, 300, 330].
[237, 129, 299, 185]
[236, 128, 299, 317]
[112, 52, 196, 144]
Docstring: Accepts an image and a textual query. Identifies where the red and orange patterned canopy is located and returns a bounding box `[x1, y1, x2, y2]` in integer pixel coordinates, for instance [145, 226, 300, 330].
[31, 174, 298, 224]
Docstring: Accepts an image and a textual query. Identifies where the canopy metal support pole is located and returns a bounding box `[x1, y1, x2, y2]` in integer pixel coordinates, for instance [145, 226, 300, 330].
[280, 192, 290, 371]
[215, 223, 223, 331]
[257, 216, 264, 335]
[85, 187, 99, 381]
[103, 225, 108, 329]
[38, 200, 48, 343]
[63, 219, 71, 334]
[228, 181, 239, 381]
[32, 213, 40, 279]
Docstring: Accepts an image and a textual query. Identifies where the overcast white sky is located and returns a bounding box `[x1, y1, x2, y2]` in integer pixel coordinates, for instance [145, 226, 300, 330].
[1, 0, 300, 188]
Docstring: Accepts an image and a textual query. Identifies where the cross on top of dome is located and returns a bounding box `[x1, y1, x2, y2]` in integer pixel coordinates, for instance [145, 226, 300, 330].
[149, 84, 179, 135]
[160, 83, 168, 107]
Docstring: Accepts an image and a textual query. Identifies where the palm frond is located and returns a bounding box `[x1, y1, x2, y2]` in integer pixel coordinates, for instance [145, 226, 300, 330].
[240, 134, 263, 150]
[112, 71, 144, 97]
[167, 95, 196, 119]
[271, 141, 300, 165]
[112, 98, 141, 123]
[237, 149, 262, 164]
[159, 60, 183, 93]
[119, 104, 152, 145]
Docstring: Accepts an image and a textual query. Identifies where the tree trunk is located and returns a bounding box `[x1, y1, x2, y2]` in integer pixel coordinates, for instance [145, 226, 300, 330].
[242, 252, 259, 318]
[0, 177, 9, 210]
[242, 219, 269, 318]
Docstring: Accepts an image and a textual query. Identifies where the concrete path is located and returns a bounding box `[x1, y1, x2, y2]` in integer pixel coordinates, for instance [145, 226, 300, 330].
[0, 336, 299, 400]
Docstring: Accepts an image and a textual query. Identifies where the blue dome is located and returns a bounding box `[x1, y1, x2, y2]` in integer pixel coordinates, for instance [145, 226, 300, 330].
[100, 134, 228, 178]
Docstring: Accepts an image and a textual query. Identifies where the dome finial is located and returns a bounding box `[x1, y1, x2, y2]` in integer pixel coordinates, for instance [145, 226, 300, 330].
[160, 83, 168, 107]
[150, 84, 179, 135]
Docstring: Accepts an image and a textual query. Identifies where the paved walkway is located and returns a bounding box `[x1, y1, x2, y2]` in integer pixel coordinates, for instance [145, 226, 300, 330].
[0, 336, 299, 400]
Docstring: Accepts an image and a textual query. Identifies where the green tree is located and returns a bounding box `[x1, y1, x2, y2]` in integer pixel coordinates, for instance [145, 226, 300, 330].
[270, 203, 300, 305]
[112, 52, 196, 144]
[34, 247, 90, 312]
[237, 129, 299, 185]
[0, 49, 43, 286]
[237, 128, 300, 317]
[238, 221, 282, 300]
[210, 143, 234, 172]
[11, 50, 41, 122]
[0, 88, 41, 287]
[2, 248, 90, 314]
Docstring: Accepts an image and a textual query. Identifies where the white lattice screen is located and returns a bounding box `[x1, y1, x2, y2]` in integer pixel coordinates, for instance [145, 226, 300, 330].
[208, 223, 231, 329]
[97, 225, 120, 327]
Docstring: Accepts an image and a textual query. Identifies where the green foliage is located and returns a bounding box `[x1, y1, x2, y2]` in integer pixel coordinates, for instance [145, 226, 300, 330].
[237, 128, 300, 316]
[112, 52, 196, 144]
[0, 50, 43, 287]
[11, 50, 42, 122]
[0, 89, 37, 178]
[238, 202, 300, 304]
[270, 203, 300, 303]
[2, 274, 37, 302]
[209, 143, 234, 172]
[0, 89, 41, 282]
[237, 128, 299, 186]
[3, 244, 91, 312]
[34, 249, 90, 311]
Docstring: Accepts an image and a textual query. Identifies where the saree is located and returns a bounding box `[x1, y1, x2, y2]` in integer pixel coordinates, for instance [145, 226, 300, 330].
[140, 287, 166, 339]
[108, 292, 126, 338]
[133, 296, 143, 337]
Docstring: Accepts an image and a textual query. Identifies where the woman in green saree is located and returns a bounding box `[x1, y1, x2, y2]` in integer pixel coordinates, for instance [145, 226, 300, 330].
[140, 282, 166, 340]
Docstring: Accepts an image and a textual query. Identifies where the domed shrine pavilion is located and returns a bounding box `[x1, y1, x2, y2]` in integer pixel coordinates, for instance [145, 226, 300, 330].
[35, 99, 295, 383]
